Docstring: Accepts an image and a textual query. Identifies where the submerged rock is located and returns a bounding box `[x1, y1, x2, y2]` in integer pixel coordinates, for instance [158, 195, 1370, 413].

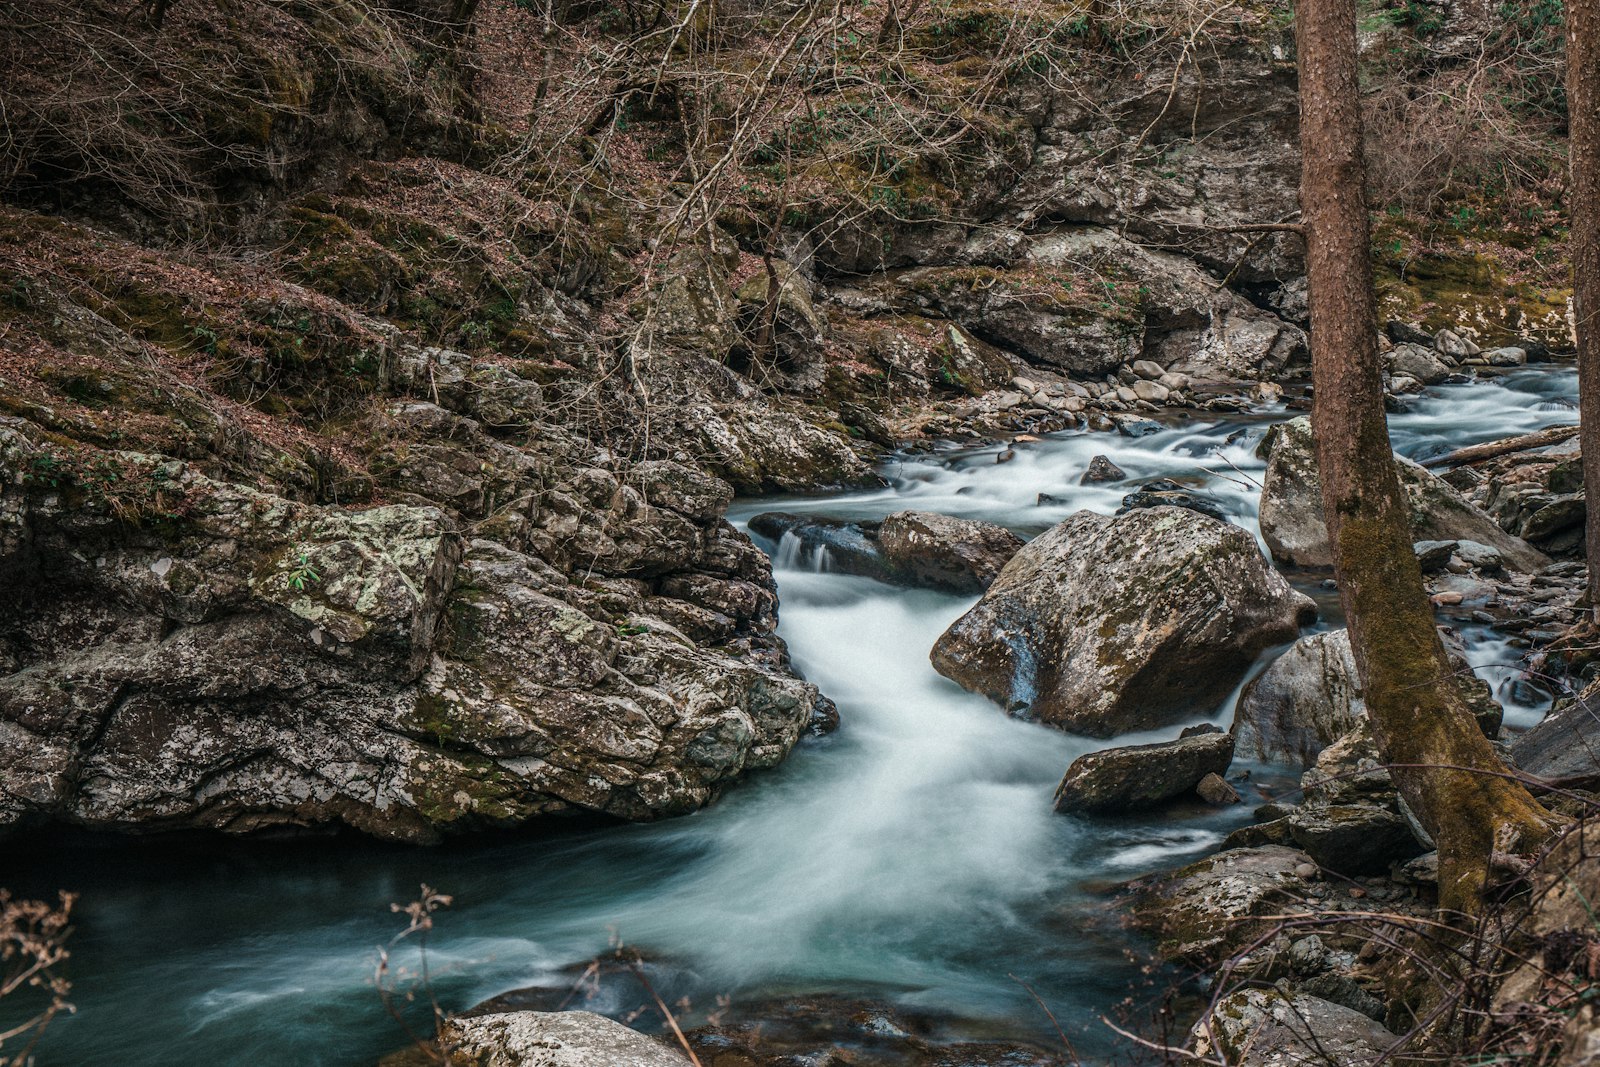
[1257, 417, 1549, 572]
[439, 1010, 689, 1067]
[931, 508, 1316, 738]
[1054, 728, 1234, 814]
[747, 512, 891, 582]
[682, 994, 1067, 1067]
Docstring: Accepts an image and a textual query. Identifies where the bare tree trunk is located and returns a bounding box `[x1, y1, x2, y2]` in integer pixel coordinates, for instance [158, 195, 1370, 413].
[1296, 0, 1559, 915]
[1571, 0, 1600, 618]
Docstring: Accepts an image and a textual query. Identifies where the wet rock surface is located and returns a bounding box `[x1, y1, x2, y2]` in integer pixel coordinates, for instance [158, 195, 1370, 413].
[1232, 627, 1502, 767]
[747, 510, 1022, 595]
[931, 507, 1317, 737]
[1054, 728, 1234, 814]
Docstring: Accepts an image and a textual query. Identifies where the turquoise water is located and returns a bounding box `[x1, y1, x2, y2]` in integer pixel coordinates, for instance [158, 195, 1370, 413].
[5, 366, 1576, 1065]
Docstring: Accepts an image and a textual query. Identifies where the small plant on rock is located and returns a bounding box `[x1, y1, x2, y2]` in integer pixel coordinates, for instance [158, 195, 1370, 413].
[286, 552, 321, 592]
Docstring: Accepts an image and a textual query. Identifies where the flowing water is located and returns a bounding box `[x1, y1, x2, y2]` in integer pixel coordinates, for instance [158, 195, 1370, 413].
[5, 365, 1578, 1066]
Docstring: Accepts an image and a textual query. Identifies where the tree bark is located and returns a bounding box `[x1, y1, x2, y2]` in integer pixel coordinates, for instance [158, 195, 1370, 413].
[1295, 0, 1559, 915]
[1419, 423, 1579, 468]
[1571, 0, 1600, 619]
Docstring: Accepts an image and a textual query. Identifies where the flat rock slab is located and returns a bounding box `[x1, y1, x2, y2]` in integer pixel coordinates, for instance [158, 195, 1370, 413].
[441, 1010, 690, 1067]
[1127, 845, 1313, 966]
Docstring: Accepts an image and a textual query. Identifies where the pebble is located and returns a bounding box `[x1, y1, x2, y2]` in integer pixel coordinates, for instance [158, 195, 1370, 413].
[1295, 863, 1319, 880]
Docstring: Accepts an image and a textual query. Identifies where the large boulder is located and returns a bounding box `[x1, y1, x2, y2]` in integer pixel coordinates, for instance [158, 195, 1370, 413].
[1192, 989, 1400, 1066]
[0, 428, 829, 842]
[1258, 417, 1549, 572]
[1054, 728, 1234, 814]
[438, 1010, 689, 1067]
[1233, 628, 1502, 766]
[930, 508, 1317, 737]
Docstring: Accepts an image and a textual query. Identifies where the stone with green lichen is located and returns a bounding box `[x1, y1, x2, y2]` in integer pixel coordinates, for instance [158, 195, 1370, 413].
[932, 507, 1317, 738]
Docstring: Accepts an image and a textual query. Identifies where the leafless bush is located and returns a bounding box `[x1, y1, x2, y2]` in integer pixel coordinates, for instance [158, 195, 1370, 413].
[0, 890, 75, 1067]
[0, 0, 469, 232]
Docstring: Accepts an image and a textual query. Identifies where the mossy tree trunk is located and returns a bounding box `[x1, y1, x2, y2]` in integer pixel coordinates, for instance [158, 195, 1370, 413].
[1295, 0, 1559, 915]
[1571, 0, 1600, 616]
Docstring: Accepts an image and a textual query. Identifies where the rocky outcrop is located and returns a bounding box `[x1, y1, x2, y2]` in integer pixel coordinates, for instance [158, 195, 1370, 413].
[1192, 989, 1400, 1066]
[438, 1010, 688, 1067]
[1258, 417, 1550, 572]
[0, 424, 830, 842]
[931, 508, 1316, 737]
[1479, 449, 1588, 556]
[1233, 628, 1502, 767]
[749, 510, 1022, 595]
[1054, 727, 1234, 814]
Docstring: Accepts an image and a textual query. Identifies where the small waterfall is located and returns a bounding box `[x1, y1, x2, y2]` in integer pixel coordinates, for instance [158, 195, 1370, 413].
[774, 530, 832, 574]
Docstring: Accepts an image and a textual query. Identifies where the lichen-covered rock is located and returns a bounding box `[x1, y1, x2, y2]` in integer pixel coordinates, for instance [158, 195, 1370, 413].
[439, 1010, 689, 1067]
[1192, 989, 1399, 1066]
[0, 426, 829, 842]
[1258, 417, 1549, 572]
[1233, 628, 1502, 767]
[1127, 845, 1314, 966]
[930, 508, 1316, 737]
[1054, 728, 1234, 814]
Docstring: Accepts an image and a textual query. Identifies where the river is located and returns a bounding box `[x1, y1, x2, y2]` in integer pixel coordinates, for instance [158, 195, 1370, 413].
[4, 365, 1578, 1065]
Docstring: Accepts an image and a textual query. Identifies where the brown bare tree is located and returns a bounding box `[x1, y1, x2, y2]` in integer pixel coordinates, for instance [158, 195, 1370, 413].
[1296, 0, 1560, 915]
[1572, 0, 1600, 617]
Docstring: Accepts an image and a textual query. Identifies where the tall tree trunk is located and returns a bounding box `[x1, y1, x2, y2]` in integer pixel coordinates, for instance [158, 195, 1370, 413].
[1571, 0, 1600, 618]
[1295, 0, 1559, 915]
